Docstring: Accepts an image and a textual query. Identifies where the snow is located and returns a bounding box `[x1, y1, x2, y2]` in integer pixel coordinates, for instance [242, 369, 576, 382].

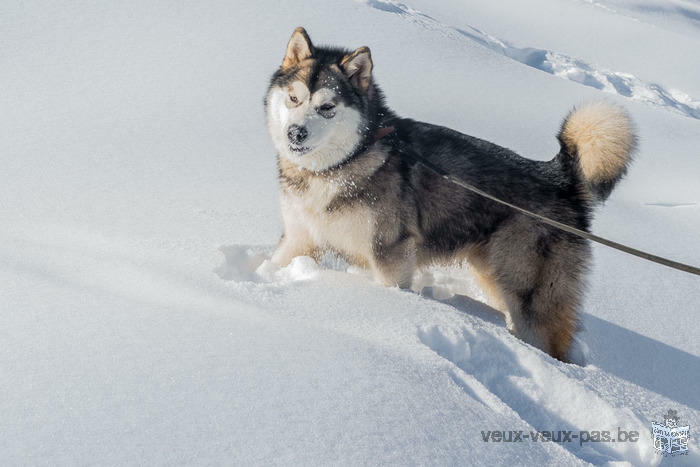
[2, 0, 699, 464]
[367, 0, 700, 119]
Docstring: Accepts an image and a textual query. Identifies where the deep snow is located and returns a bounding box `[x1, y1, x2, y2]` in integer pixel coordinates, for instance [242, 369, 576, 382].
[2, 0, 699, 465]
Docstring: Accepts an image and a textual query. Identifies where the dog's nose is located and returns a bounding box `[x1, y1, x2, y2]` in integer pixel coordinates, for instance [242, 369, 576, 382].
[287, 125, 308, 144]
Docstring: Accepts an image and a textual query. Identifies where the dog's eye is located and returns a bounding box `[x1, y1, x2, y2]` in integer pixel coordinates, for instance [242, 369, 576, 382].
[289, 95, 298, 104]
[317, 103, 336, 118]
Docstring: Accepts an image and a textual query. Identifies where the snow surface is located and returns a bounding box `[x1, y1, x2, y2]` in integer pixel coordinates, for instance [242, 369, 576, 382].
[2, 0, 699, 465]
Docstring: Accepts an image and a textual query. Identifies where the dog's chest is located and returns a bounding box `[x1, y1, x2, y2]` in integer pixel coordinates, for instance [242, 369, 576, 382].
[283, 176, 375, 261]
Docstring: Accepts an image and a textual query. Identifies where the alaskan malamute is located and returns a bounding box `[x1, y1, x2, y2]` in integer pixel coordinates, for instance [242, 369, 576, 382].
[264, 28, 636, 362]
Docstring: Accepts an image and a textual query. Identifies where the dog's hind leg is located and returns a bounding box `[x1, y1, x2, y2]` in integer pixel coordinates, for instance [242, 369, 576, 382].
[506, 242, 588, 362]
[486, 221, 589, 362]
[470, 267, 508, 313]
[502, 281, 581, 363]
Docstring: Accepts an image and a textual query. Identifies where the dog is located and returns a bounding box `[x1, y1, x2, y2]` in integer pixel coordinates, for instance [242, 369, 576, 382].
[264, 27, 636, 362]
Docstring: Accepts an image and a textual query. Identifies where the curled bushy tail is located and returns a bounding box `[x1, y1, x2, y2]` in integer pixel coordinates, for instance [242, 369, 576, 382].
[558, 102, 637, 201]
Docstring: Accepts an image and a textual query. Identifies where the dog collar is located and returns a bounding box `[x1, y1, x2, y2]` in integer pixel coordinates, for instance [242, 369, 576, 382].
[374, 125, 395, 142]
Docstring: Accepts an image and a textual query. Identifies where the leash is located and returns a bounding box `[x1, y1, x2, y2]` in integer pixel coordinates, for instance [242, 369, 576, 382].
[375, 126, 700, 277]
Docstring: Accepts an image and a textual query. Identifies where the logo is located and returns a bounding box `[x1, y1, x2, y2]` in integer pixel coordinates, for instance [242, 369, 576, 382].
[651, 409, 689, 456]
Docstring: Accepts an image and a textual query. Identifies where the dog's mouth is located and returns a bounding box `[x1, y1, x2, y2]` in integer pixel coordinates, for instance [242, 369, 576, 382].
[288, 145, 311, 155]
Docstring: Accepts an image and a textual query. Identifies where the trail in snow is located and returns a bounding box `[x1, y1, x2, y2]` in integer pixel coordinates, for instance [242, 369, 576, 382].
[417, 325, 650, 464]
[364, 0, 700, 119]
[217, 245, 493, 306]
[580, 0, 700, 33]
[216, 245, 667, 465]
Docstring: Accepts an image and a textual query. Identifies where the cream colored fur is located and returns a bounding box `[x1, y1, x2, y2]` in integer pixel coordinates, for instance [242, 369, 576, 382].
[272, 148, 395, 280]
[561, 102, 636, 183]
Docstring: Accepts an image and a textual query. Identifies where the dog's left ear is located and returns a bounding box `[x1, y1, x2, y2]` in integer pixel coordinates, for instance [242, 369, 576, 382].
[282, 27, 314, 69]
[341, 46, 373, 93]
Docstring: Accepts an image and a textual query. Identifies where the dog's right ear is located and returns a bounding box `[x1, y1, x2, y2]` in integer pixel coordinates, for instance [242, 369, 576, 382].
[340, 46, 373, 93]
[282, 27, 314, 69]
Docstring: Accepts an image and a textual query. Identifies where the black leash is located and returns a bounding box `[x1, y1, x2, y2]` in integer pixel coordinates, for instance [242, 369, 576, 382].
[379, 126, 700, 277]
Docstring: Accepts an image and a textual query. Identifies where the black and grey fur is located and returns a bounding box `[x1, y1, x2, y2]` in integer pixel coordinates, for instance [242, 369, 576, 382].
[264, 28, 636, 362]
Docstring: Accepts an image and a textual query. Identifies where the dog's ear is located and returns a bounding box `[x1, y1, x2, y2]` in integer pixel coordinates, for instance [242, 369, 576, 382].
[341, 46, 373, 93]
[282, 27, 314, 69]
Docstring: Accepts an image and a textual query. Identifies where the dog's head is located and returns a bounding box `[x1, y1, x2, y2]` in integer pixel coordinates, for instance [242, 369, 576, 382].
[265, 28, 376, 171]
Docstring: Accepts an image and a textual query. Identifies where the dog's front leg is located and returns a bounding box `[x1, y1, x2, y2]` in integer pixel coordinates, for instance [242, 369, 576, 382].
[271, 232, 315, 267]
[371, 237, 417, 289]
[271, 209, 316, 267]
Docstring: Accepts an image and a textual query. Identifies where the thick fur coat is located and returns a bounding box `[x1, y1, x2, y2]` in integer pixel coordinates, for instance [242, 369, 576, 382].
[264, 28, 636, 361]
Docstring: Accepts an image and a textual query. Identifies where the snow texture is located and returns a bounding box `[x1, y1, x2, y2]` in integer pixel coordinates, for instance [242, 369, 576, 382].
[2, 0, 699, 465]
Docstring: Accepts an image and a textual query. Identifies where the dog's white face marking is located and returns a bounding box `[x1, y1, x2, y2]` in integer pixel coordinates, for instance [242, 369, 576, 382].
[266, 81, 364, 172]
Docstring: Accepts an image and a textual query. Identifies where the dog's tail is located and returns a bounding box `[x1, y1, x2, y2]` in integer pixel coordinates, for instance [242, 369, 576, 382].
[557, 102, 637, 202]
